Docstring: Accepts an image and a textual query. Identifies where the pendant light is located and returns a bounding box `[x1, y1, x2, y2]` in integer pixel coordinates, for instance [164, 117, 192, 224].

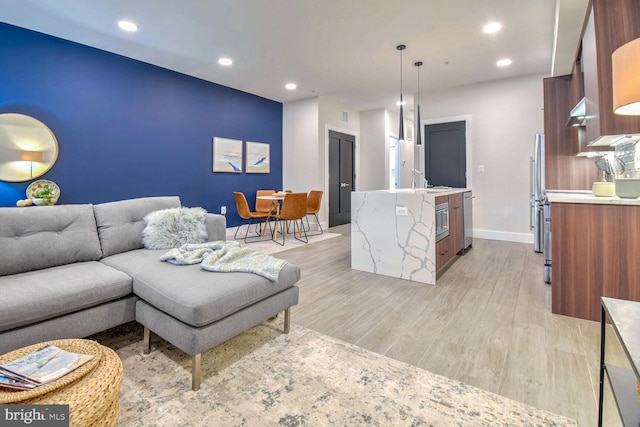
[414, 61, 423, 146]
[397, 44, 406, 141]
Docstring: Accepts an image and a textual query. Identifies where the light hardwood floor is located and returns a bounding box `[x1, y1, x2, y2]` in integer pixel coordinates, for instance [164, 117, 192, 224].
[274, 224, 628, 427]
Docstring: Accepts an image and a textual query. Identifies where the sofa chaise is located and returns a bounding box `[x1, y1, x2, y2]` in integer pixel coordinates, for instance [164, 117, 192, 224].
[0, 196, 300, 390]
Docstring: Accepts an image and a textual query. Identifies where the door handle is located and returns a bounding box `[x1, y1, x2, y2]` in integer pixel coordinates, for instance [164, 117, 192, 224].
[340, 183, 350, 188]
[530, 156, 534, 197]
[530, 201, 534, 231]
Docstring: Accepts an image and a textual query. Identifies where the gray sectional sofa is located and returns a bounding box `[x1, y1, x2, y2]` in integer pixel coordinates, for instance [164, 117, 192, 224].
[0, 196, 300, 390]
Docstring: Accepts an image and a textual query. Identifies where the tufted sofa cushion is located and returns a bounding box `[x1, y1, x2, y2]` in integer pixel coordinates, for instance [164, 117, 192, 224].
[93, 196, 181, 257]
[0, 204, 103, 276]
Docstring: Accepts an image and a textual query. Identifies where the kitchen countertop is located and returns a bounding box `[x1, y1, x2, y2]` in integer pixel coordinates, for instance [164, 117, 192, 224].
[367, 188, 471, 197]
[546, 190, 640, 205]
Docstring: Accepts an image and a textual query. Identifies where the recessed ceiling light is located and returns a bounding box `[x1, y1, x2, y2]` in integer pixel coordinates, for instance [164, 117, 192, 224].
[285, 83, 297, 90]
[118, 20, 138, 32]
[218, 58, 233, 66]
[496, 58, 512, 67]
[483, 22, 502, 34]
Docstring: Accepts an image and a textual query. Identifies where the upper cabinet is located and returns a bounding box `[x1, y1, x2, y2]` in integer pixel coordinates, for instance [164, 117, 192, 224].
[543, 75, 595, 190]
[582, 0, 640, 144]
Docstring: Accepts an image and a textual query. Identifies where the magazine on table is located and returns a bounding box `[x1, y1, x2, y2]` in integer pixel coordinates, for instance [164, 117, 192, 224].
[0, 344, 94, 388]
[0, 373, 37, 390]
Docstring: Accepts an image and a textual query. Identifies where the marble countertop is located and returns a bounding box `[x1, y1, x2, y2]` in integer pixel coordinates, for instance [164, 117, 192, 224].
[359, 188, 471, 197]
[546, 190, 640, 205]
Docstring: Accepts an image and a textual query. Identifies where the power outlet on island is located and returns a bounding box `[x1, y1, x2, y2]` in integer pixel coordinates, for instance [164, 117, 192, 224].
[221, 206, 227, 215]
[396, 206, 408, 216]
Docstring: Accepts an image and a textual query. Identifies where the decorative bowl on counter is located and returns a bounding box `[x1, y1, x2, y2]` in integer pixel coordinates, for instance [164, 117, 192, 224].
[26, 179, 60, 205]
[592, 182, 615, 197]
[31, 197, 59, 206]
[615, 178, 640, 199]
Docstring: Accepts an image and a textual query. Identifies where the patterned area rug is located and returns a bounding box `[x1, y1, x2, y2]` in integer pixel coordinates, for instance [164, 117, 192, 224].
[90, 320, 576, 426]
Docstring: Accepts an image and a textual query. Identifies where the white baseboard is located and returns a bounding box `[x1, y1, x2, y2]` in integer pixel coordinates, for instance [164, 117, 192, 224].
[472, 229, 534, 244]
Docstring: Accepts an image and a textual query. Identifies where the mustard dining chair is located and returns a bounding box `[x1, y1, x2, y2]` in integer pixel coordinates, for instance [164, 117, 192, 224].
[255, 189, 278, 215]
[271, 192, 308, 246]
[233, 192, 271, 243]
[304, 190, 323, 235]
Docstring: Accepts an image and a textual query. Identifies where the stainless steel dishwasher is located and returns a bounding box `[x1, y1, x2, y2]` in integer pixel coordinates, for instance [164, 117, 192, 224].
[463, 191, 473, 250]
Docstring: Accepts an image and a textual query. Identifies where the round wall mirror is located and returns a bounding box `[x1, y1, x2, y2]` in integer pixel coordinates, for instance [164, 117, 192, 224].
[0, 113, 59, 182]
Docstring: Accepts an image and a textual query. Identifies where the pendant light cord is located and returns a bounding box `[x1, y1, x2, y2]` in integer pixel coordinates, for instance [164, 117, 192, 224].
[400, 48, 403, 103]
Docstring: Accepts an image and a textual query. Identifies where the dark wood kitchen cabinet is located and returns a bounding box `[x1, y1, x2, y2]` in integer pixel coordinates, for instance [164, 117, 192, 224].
[551, 202, 640, 321]
[435, 193, 464, 272]
[582, 0, 640, 143]
[435, 195, 451, 271]
[450, 193, 464, 255]
[436, 234, 450, 272]
[543, 75, 594, 190]
[543, 0, 640, 191]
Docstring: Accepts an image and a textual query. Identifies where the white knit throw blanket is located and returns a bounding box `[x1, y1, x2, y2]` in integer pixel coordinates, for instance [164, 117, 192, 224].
[160, 241, 288, 282]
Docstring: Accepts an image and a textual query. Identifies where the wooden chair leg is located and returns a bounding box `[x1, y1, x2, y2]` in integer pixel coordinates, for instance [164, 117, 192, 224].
[143, 326, 152, 354]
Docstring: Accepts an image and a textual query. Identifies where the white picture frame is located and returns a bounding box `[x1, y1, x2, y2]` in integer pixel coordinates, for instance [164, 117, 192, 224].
[213, 137, 243, 173]
[245, 141, 270, 174]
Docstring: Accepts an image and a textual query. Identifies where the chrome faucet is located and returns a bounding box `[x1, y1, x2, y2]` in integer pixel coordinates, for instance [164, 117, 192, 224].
[411, 168, 424, 191]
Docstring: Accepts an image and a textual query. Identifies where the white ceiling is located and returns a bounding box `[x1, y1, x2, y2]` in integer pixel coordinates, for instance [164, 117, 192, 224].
[1, 0, 589, 111]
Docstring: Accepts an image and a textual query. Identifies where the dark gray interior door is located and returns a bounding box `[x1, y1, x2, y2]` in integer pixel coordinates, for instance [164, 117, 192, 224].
[329, 130, 355, 227]
[424, 121, 466, 188]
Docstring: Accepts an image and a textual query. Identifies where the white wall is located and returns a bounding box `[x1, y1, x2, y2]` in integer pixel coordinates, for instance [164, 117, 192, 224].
[283, 96, 360, 228]
[283, 97, 319, 193]
[359, 109, 387, 190]
[421, 73, 546, 243]
[284, 74, 545, 242]
[359, 108, 417, 191]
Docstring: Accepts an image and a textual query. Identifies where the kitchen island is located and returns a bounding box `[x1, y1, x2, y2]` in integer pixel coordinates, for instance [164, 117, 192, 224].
[351, 188, 470, 285]
[547, 191, 640, 321]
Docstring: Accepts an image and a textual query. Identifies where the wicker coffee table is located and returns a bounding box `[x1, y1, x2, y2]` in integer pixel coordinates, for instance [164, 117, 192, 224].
[0, 339, 123, 427]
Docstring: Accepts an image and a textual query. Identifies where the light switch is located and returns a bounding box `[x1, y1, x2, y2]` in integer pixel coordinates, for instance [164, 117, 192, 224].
[478, 165, 485, 173]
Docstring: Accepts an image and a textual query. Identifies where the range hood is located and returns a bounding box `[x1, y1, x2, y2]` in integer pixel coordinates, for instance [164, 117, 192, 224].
[568, 98, 614, 156]
[568, 98, 640, 156]
[567, 97, 586, 127]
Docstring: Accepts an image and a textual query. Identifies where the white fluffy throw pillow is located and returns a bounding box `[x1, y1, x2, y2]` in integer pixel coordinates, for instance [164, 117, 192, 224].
[142, 207, 208, 250]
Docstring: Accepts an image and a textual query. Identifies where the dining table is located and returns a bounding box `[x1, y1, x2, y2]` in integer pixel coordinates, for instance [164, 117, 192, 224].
[256, 194, 285, 215]
[256, 194, 285, 239]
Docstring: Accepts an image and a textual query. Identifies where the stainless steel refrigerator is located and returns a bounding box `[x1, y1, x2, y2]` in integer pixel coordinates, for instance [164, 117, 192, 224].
[530, 133, 545, 253]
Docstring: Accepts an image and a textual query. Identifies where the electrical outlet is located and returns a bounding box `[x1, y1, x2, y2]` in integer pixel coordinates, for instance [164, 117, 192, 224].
[395, 206, 408, 216]
[221, 206, 227, 215]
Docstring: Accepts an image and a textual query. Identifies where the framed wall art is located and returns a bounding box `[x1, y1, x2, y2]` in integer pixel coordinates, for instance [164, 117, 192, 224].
[245, 141, 270, 174]
[213, 137, 242, 173]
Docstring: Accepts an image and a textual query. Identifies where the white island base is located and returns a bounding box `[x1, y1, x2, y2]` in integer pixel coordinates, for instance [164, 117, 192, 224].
[351, 188, 468, 285]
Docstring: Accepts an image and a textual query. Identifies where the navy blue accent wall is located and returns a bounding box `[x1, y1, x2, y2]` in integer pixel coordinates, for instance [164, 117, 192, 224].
[0, 23, 282, 226]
